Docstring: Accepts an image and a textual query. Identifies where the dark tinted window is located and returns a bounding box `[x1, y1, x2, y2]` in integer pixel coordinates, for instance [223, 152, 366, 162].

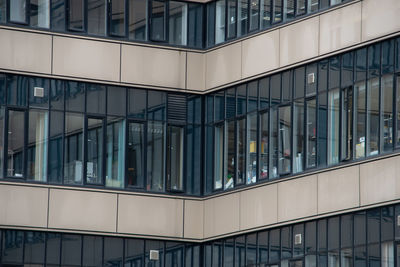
[129, 88, 147, 119]
[65, 81, 85, 112]
[108, 86, 126, 116]
[86, 83, 106, 114]
[61, 234, 82, 266]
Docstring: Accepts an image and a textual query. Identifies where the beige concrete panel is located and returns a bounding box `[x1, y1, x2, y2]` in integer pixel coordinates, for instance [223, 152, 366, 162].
[205, 42, 242, 89]
[186, 52, 206, 91]
[204, 193, 240, 238]
[362, 0, 400, 42]
[360, 156, 400, 206]
[184, 200, 204, 239]
[53, 36, 120, 82]
[318, 166, 360, 214]
[0, 185, 48, 228]
[118, 195, 183, 237]
[242, 30, 280, 79]
[319, 2, 361, 55]
[280, 16, 319, 67]
[0, 29, 51, 74]
[240, 184, 278, 230]
[121, 45, 186, 89]
[48, 189, 117, 232]
[278, 175, 318, 222]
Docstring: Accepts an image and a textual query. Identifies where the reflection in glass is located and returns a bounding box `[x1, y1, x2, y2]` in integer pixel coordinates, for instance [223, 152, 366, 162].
[49, 111, 63, 183]
[249, 0, 259, 31]
[86, 118, 103, 184]
[355, 81, 366, 158]
[104, 237, 124, 266]
[147, 121, 165, 191]
[306, 99, 317, 168]
[260, 0, 271, 28]
[227, 0, 237, 39]
[167, 126, 184, 191]
[110, 0, 125, 36]
[226, 120, 235, 189]
[7, 110, 25, 177]
[61, 234, 82, 266]
[87, 0, 106, 36]
[127, 122, 143, 188]
[186, 125, 201, 195]
[279, 106, 291, 174]
[150, 0, 166, 41]
[0, 108, 3, 178]
[293, 101, 304, 173]
[260, 112, 268, 179]
[367, 78, 379, 156]
[104, 118, 125, 188]
[238, 118, 246, 185]
[238, 0, 248, 36]
[215, 0, 226, 44]
[341, 87, 353, 161]
[2, 230, 24, 264]
[328, 89, 340, 165]
[381, 75, 393, 152]
[24, 232, 45, 264]
[207, 2, 215, 47]
[214, 124, 224, 190]
[27, 110, 48, 182]
[51, 0, 65, 31]
[64, 113, 84, 184]
[169, 1, 187, 45]
[274, 0, 282, 23]
[30, 0, 50, 28]
[381, 242, 394, 267]
[270, 107, 278, 178]
[0, 0, 5, 22]
[10, 0, 26, 23]
[82, 235, 103, 267]
[188, 3, 203, 48]
[129, 0, 147, 41]
[68, 0, 84, 31]
[247, 113, 257, 184]
[284, 0, 294, 20]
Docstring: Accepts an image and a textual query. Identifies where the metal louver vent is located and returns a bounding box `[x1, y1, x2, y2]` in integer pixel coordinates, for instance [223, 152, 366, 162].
[168, 94, 187, 122]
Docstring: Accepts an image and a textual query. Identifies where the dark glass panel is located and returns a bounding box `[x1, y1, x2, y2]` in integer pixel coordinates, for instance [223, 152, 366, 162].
[271, 74, 281, 105]
[282, 71, 292, 102]
[0, 108, 4, 178]
[7, 75, 28, 107]
[51, 0, 65, 31]
[237, 118, 246, 185]
[397, 76, 400, 147]
[147, 121, 165, 192]
[284, 0, 294, 21]
[356, 48, 367, 82]
[165, 242, 183, 267]
[187, 96, 201, 125]
[108, 86, 126, 116]
[238, 0, 248, 36]
[226, 120, 235, 189]
[396, 205, 400, 240]
[328, 217, 339, 251]
[367, 208, 380, 244]
[306, 63, 317, 96]
[214, 123, 224, 190]
[341, 86, 353, 161]
[247, 233, 257, 266]
[129, 0, 147, 41]
[186, 125, 201, 195]
[28, 77, 50, 109]
[368, 244, 380, 267]
[270, 229, 280, 263]
[381, 206, 394, 242]
[237, 84, 247, 116]
[82, 235, 103, 267]
[167, 125, 184, 191]
[281, 226, 292, 259]
[46, 233, 61, 265]
[61, 234, 82, 266]
[278, 105, 291, 174]
[273, 0, 282, 23]
[260, 77, 269, 109]
[260, 111, 269, 180]
[293, 224, 304, 257]
[127, 122, 144, 188]
[125, 239, 144, 266]
[213, 242, 223, 267]
[65, 81, 84, 112]
[270, 107, 278, 178]
[169, 1, 187, 46]
[354, 211, 366, 246]
[235, 236, 246, 267]
[354, 246, 366, 267]
[0, 74, 5, 105]
[381, 74, 393, 152]
[86, 118, 103, 185]
[382, 40, 395, 74]
[64, 112, 84, 184]
[2, 230, 24, 264]
[318, 219, 327, 251]
[306, 99, 317, 168]
[50, 79, 64, 110]
[341, 215, 353, 248]
[249, 0, 259, 31]
[0, 0, 5, 22]
[206, 95, 214, 123]
[258, 231, 269, 264]
[205, 125, 213, 194]
[247, 112, 257, 184]
[150, 0, 166, 41]
[10, 0, 27, 23]
[128, 88, 146, 119]
[260, 0, 271, 28]
[188, 3, 203, 48]
[366, 77, 379, 156]
[227, 0, 237, 39]
[86, 83, 105, 114]
[318, 59, 329, 92]
[68, 0, 84, 31]
[294, 67, 305, 99]
[317, 92, 327, 166]
[148, 90, 166, 121]
[355, 80, 366, 159]
[207, 2, 216, 47]
[226, 88, 236, 119]
[248, 81, 258, 112]
[320, 0, 329, 9]
[224, 238, 235, 267]
[7, 110, 25, 177]
[306, 255, 317, 267]
[145, 240, 164, 267]
[368, 44, 381, 78]
[110, 0, 125, 36]
[341, 248, 353, 267]
[215, 92, 225, 121]
[297, 0, 306, 15]
[105, 117, 125, 188]
[305, 221, 317, 253]
[319, 252, 328, 267]
[215, 0, 225, 44]
[104, 237, 124, 266]
[342, 52, 354, 87]
[87, 0, 106, 36]
[396, 38, 400, 72]
[329, 56, 340, 89]
[293, 100, 304, 173]
[204, 243, 212, 267]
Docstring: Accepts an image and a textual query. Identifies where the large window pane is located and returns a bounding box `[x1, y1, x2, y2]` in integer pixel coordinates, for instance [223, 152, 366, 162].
[104, 237, 123, 266]
[258, 231, 269, 264]
[367, 78, 379, 156]
[49, 111, 63, 184]
[279, 105, 291, 174]
[68, 0, 84, 31]
[273, 0, 282, 23]
[224, 238, 234, 266]
[148, 91, 166, 121]
[51, 0, 65, 31]
[187, 3, 203, 48]
[214, 124, 224, 190]
[215, 0, 225, 44]
[105, 118, 125, 188]
[169, 1, 187, 45]
[150, 0, 166, 41]
[355, 81, 366, 158]
[128, 89, 146, 119]
[260, 112, 269, 180]
[129, 0, 147, 41]
[27, 110, 49, 182]
[270, 107, 278, 178]
[327, 89, 340, 165]
[2, 230, 24, 264]
[306, 99, 317, 168]
[46, 233, 61, 265]
[247, 233, 257, 265]
[260, 77, 269, 109]
[7, 75, 28, 107]
[110, 0, 125, 36]
[317, 92, 327, 166]
[108, 86, 126, 116]
[247, 113, 257, 184]
[10, 0, 27, 23]
[7, 110, 25, 177]
[82, 235, 103, 267]
[284, 0, 294, 21]
[205, 125, 213, 194]
[86, 84, 105, 115]
[61, 234, 82, 266]
[341, 87, 353, 161]
[260, 0, 271, 28]
[226, 120, 235, 189]
[167, 125, 184, 191]
[293, 101, 304, 173]
[207, 2, 215, 47]
[238, 0, 248, 36]
[86, 118, 103, 184]
[147, 121, 165, 191]
[87, 0, 106, 36]
[381, 75, 393, 152]
[125, 239, 144, 266]
[127, 122, 143, 188]
[227, 0, 237, 39]
[235, 236, 245, 266]
[65, 81, 84, 112]
[238, 118, 246, 185]
[186, 125, 201, 195]
[64, 113, 84, 184]
[31, 0, 50, 28]
[381, 242, 394, 267]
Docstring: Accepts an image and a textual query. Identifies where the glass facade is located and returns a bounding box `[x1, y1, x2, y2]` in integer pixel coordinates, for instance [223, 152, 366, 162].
[0, 0, 353, 49]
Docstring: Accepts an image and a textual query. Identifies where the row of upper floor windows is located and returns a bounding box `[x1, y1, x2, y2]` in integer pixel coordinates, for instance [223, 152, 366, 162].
[0, 0, 353, 49]
[0, 36, 399, 196]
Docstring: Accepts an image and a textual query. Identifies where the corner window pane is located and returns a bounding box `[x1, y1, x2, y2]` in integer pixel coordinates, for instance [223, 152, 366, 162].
[381, 75, 393, 152]
[61, 234, 82, 266]
[327, 89, 340, 165]
[49, 111, 63, 183]
[278, 105, 291, 174]
[27, 110, 49, 182]
[227, 0, 237, 39]
[147, 121, 165, 191]
[207, 2, 216, 47]
[260, 0, 271, 28]
[127, 122, 144, 188]
[64, 113, 84, 185]
[260, 112, 268, 179]
[214, 124, 224, 190]
[167, 125, 184, 191]
[150, 0, 166, 41]
[226, 120, 235, 189]
[10, 0, 27, 23]
[68, 0, 84, 31]
[247, 113, 257, 184]
[238, 118, 246, 184]
[111, 0, 125, 36]
[87, 0, 106, 36]
[215, 0, 226, 44]
[188, 3, 203, 48]
[30, 0, 50, 28]
[86, 118, 103, 184]
[51, 0, 65, 31]
[7, 110, 25, 177]
[366, 77, 379, 156]
[238, 0, 248, 37]
[106, 118, 125, 188]
[293, 100, 304, 173]
[129, 0, 147, 41]
[169, 1, 187, 46]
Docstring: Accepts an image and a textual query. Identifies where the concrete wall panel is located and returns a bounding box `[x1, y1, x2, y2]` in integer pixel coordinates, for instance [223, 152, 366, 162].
[319, 2, 362, 55]
[184, 200, 204, 239]
[318, 166, 360, 214]
[187, 52, 206, 91]
[242, 30, 280, 79]
[278, 175, 318, 222]
[121, 45, 186, 89]
[118, 195, 183, 237]
[0, 185, 48, 228]
[0, 29, 51, 74]
[48, 189, 117, 232]
[53, 36, 120, 82]
[240, 184, 278, 230]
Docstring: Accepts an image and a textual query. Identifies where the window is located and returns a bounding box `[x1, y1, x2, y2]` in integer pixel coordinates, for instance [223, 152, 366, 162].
[186, 124, 201, 195]
[214, 124, 224, 189]
[167, 125, 184, 191]
[247, 112, 257, 184]
[51, 0, 65, 31]
[187, 3, 203, 48]
[207, 2, 216, 47]
[86, 118, 104, 185]
[249, 0, 259, 32]
[215, 0, 226, 44]
[127, 122, 144, 188]
[227, 0, 237, 39]
[260, 112, 268, 179]
[86, 84, 105, 114]
[260, 0, 271, 29]
[106, 117, 125, 185]
[238, 0, 248, 36]
[284, 0, 294, 21]
[7, 110, 25, 177]
[293, 100, 304, 173]
[61, 234, 82, 266]
[49, 111, 63, 183]
[129, 0, 147, 41]
[278, 105, 291, 174]
[30, 0, 50, 28]
[397, 75, 400, 146]
[147, 121, 165, 191]
[128, 89, 146, 119]
[9, 0, 27, 23]
[367, 77, 379, 156]
[0, 0, 5, 22]
[226, 120, 235, 189]
[68, 0, 84, 31]
[150, 0, 166, 41]
[327, 89, 339, 165]
[317, 92, 327, 166]
[64, 113, 84, 185]
[341, 87, 353, 161]
[0, 108, 4, 178]
[82, 236, 102, 267]
[297, 0, 306, 15]
[273, 0, 282, 23]
[355, 81, 366, 159]
[87, 0, 106, 36]
[237, 118, 246, 184]
[169, 1, 187, 45]
[270, 107, 278, 178]
[110, 0, 125, 36]
[306, 99, 316, 168]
